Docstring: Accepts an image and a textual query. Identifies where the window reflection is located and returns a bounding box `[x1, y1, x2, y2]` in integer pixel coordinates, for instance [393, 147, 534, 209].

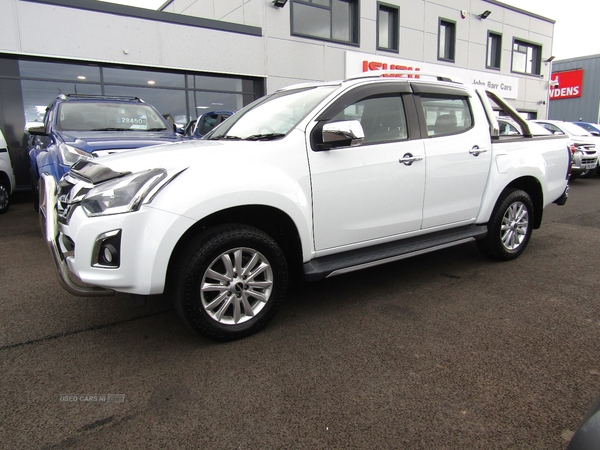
[21, 80, 102, 127]
[103, 68, 185, 88]
[19, 61, 101, 83]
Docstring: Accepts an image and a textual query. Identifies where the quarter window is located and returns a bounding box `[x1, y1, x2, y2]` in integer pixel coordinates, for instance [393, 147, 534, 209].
[420, 96, 473, 137]
[377, 3, 399, 52]
[487, 32, 502, 69]
[438, 19, 456, 62]
[291, 0, 359, 44]
[512, 39, 542, 75]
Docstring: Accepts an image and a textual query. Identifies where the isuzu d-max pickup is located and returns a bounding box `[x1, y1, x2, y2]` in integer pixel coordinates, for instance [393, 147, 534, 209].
[39, 72, 571, 341]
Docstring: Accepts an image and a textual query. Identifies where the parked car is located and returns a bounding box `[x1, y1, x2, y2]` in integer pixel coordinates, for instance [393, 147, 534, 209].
[39, 71, 570, 341]
[0, 129, 15, 214]
[184, 111, 233, 138]
[533, 119, 598, 178]
[28, 94, 182, 208]
[497, 117, 552, 136]
[573, 121, 600, 136]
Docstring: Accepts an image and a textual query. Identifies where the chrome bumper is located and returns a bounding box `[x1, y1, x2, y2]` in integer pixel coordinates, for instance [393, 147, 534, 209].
[39, 173, 114, 297]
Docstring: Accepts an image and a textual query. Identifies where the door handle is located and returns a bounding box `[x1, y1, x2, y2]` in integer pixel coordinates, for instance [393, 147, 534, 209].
[469, 145, 488, 157]
[399, 153, 423, 166]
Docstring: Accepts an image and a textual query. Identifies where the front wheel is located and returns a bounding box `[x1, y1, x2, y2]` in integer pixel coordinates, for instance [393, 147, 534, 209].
[477, 189, 534, 261]
[173, 224, 288, 341]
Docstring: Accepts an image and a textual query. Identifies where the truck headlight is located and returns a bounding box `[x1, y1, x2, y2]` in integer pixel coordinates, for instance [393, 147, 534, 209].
[59, 143, 92, 166]
[81, 169, 167, 216]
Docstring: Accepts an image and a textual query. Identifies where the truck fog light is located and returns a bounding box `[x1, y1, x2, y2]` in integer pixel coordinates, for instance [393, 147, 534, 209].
[102, 244, 117, 264]
[92, 230, 122, 268]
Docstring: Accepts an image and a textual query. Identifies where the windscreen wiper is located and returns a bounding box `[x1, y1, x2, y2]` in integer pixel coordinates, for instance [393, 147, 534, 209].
[244, 133, 286, 141]
[208, 135, 243, 140]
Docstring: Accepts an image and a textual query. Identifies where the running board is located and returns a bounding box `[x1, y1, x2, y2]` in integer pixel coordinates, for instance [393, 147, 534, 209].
[303, 225, 487, 281]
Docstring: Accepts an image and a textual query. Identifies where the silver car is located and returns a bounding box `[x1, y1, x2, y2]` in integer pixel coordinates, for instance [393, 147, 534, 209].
[533, 120, 599, 178]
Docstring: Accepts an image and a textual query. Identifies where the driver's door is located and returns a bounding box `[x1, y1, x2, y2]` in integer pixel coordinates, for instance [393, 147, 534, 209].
[307, 88, 426, 252]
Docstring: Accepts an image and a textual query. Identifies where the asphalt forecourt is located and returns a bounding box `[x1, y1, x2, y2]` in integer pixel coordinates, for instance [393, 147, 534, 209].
[1, 180, 599, 449]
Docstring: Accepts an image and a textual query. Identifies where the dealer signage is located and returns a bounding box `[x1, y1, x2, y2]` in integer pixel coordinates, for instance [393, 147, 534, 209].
[549, 69, 583, 100]
[345, 51, 519, 99]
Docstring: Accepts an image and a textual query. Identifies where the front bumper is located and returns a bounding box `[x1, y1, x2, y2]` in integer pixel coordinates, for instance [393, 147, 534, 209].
[39, 173, 114, 296]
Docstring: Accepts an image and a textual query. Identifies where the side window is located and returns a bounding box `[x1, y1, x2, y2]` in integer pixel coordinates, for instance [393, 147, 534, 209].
[420, 96, 473, 137]
[539, 123, 563, 135]
[330, 94, 408, 144]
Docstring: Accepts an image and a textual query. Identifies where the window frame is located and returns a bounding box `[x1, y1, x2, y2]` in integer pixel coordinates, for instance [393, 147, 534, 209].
[437, 18, 456, 63]
[290, 0, 360, 46]
[377, 2, 399, 53]
[486, 31, 502, 70]
[511, 38, 542, 76]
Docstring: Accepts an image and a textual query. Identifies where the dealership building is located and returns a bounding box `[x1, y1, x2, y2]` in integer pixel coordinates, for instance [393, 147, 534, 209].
[1, 0, 556, 190]
[549, 54, 600, 123]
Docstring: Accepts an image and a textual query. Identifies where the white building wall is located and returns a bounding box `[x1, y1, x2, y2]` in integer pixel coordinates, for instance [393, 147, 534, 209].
[0, 0, 555, 116]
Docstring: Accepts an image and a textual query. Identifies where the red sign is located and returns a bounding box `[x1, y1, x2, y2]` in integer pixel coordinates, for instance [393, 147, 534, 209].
[362, 60, 421, 78]
[550, 69, 583, 100]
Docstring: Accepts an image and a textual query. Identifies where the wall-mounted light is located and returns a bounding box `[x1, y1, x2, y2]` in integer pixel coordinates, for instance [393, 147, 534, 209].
[545, 56, 556, 63]
[478, 10, 492, 19]
[147, 80, 156, 85]
[273, 0, 288, 7]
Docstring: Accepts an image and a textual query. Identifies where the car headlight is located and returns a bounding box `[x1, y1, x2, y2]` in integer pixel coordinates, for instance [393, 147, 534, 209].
[59, 143, 92, 166]
[81, 169, 167, 217]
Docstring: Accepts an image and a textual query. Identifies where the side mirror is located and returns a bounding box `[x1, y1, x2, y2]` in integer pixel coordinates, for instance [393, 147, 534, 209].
[322, 120, 365, 148]
[591, 131, 600, 136]
[28, 126, 48, 136]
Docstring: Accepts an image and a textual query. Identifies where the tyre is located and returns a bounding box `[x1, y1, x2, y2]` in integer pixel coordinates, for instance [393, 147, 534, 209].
[30, 169, 39, 212]
[0, 182, 10, 214]
[173, 224, 288, 341]
[477, 189, 533, 261]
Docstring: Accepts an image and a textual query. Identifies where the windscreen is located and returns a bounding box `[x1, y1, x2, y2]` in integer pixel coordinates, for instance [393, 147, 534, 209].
[57, 102, 169, 132]
[206, 85, 338, 141]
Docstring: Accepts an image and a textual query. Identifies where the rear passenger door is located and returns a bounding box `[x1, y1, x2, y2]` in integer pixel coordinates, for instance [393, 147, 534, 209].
[413, 84, 492, 229]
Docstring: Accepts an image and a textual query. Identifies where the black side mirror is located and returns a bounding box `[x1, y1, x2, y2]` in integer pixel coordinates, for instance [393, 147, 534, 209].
[28, 126, 48, 137]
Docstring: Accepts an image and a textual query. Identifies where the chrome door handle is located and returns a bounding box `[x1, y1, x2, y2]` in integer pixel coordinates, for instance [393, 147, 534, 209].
[399, 153, 423, 166]
[470, 145, 488, 157]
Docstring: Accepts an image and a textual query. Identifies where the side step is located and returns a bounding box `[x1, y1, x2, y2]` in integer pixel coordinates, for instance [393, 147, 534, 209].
[303, 225, 487, 281]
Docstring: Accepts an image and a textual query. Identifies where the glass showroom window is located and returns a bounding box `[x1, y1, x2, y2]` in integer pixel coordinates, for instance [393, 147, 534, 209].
[438, 19, 456, 62]
[377, 3, 399, 52]
[512, 40, 542, 75]
[291, 0, 359, 44]
[487, 32, 502, 70]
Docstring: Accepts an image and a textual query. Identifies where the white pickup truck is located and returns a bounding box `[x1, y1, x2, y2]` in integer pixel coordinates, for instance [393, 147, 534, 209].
[40, 72, 570, 341]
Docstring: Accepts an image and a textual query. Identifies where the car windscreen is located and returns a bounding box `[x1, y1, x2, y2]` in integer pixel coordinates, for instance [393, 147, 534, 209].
[206, 85, 338, 141]
[57, 102, 169, 132]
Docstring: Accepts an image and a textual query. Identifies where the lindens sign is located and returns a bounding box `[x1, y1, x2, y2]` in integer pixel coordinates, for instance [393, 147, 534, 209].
[550, 69, 583, 100]
[346, 51, 519, 99]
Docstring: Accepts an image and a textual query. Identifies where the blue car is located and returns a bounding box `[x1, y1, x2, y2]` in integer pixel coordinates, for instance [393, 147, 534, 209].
[574, 122, 600, 136]
[28, 94, 181, 207]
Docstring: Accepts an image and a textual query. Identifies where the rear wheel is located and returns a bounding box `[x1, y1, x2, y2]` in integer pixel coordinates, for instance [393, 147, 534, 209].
[477, 189, 533, 261]
[173, 224, 288, 341]
[0, 182, 10, 214]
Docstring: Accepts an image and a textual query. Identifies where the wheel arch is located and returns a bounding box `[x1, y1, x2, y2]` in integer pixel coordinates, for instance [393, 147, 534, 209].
[0, 171, 10, 190]
[166, 205, 305, 290]
[504, 176, 544, 229]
